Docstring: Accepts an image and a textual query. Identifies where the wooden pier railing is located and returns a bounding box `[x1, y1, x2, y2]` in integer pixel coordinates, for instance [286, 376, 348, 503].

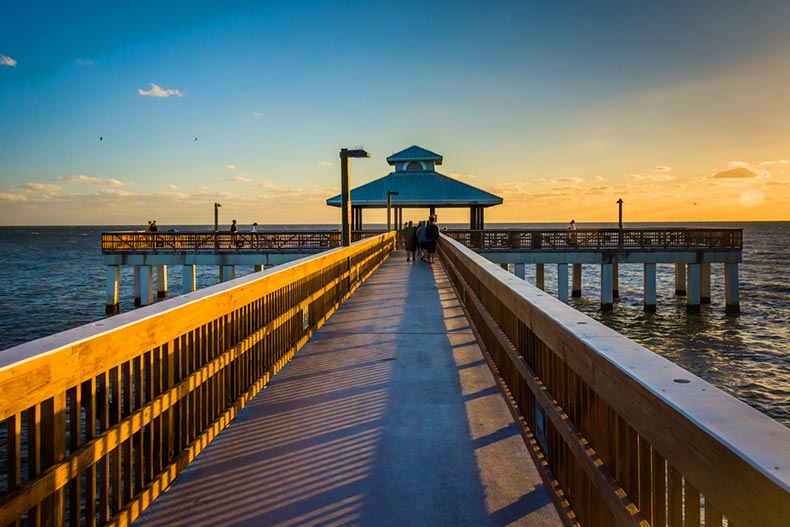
[438, 234, 787, 526]
[100, 230, 386, 253]
[0, 233, 396, 527]
[445, 228, 743, 251]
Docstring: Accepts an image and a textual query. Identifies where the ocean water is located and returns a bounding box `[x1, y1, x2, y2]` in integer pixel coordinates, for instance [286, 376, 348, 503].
[0, 222, 788, 427]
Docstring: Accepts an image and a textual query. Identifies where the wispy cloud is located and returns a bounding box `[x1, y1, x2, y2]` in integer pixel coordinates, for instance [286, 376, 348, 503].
[759, 160, 789, 166]
[252, 112, 263, 119]
[56, 175, 122, 186]
[710, 162, 770, 180]
[0, 192, 26, 201]
[226, 164, 237, 170]
[20, 183, 62, 193]
[540, 177, 582, 185]
[75, 58, 94, 67]
[0, 54, 17, 67]
[137, 83, 183, 98]
[318, 161, 332, 167]
[228, 175, 252, 183]
[654, 165, 672, 172]
[167, 184, 178, 191]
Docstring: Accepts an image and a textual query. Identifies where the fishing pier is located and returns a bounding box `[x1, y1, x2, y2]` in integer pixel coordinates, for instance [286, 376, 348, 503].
[101, 226, 743, 315]
[2, 146, 784, 526]
[2, 233, 787, 527]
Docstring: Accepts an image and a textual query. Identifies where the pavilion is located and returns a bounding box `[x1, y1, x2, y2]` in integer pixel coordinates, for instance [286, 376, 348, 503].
[326, 145, 503, 229]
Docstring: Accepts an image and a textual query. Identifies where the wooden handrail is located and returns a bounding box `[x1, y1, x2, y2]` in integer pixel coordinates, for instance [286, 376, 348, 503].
[444, 228, 743, 251]
[0, 233, 397, 527]
[438, 234, 787, 526]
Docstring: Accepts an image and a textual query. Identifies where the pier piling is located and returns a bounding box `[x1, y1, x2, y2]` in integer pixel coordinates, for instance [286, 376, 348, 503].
[183, 265, 196, 293]
[687, 263, 701, 313]
[156, 265, 168, 298]
[557, 263, 569, 302]
[644, 263, 657, 313]
[572, 263, 582, 297]
[725, 263, 740, 315]
[601, 263, 614, 311]
[105, 265, 120, 314]
[675, 263, 687, 296]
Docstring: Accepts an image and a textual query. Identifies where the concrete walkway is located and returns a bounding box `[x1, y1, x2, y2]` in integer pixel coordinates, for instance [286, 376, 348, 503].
[133, 254, 560, 527]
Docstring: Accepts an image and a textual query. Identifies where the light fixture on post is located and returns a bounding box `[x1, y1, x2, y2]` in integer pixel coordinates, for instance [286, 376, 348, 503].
[214, 202, 222, 232]
[387, 191, 400, 232]
[617, 198, 623, 248]
[339, 147, 370, 247]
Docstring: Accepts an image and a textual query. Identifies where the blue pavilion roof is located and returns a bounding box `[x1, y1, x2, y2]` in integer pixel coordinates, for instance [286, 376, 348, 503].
[326, 171, 503, 208]
[386, 145, 443, 166]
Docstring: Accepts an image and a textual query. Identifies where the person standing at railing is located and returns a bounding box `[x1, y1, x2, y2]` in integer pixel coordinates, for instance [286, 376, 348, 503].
[230, 219, 239, 248]
[424, 215, 440, 264]
[567, 219, 577, 246]
[249, 222, 258, 248]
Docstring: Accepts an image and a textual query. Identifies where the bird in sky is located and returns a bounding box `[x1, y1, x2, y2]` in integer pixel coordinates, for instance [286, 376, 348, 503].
[99, 137, 103, 141]
[194, 137, 198, 141]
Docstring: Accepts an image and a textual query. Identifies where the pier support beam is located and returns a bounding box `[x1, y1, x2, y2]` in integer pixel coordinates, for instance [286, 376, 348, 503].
[220, 265, 236, 283]
[601, 263, 614, 311]
[105, 265, 120, 314]
[687, 263, 701, 313]
[572, 263, 582, 298]
[136, 265, 154, 307]
[156, 265, 168, 298]
[183, 265, 196, 293]
[254, 264, 264, 272]
[515, 263, 526, 280]
[701, 263, 711, 304]
[557, 263, 569, 303]
[134, 265, 141, 306]
[675, 263, 687, 296]
[535, 264, 545, 291]
[643, 263, 657, 313]
[613, 263, 620, 298]
[725, 263, 740, 315]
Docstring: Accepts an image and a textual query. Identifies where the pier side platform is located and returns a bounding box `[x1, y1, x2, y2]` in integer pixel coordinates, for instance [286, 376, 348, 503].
[132, 255, 560, 527]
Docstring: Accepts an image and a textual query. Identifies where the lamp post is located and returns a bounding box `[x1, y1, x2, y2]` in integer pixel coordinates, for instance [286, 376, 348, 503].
[387, 191, 399, 231]
[214, 202, 222, 232]
[214, 202, 222, 250]
[617, 198, 623, 248]
[340, 147, 370, 247]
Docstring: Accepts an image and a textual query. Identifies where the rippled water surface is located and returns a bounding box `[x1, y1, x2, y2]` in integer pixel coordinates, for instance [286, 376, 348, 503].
[0, 222, 788, 426]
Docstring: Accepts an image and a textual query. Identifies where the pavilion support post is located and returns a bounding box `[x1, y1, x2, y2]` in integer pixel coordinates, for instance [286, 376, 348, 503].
[138, 265, 154, 307]
[105, 265, 120, 315]
[558, 263, 569, 302]
[572, 263, 582, 298]
[687, 263, 701, 314]
[515, 263, 526, 280]
[644, 263, 657, 313]
[183, 265, 196, 293]
[220, 265, 235, 283]
[675, 263, 687, 296]
[725, 263, 740, 315]
[701, 262, 711, 304]
[601, 263, 614, 311]
[156, 265, 168, 298]
[535, 263, 545, 291]
[134, 265, 141, 306]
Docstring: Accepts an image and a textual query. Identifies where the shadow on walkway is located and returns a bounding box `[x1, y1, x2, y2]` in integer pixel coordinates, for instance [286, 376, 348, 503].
[133, 253, 559, 527]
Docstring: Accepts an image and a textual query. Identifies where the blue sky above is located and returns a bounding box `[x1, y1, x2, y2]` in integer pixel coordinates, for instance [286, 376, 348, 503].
[1, 0, 789, 225]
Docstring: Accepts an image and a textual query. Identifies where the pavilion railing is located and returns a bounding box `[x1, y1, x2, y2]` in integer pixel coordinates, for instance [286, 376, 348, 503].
[0, 233, 396, 527]
[438, 234, 787, 527]
[444, 228, 743, 251]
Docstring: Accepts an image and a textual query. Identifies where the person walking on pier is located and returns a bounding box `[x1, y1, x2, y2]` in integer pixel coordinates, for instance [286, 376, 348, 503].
[401, 221, 416, 261]
[416, 220, 426, 261]
[424, 215, 439, 264]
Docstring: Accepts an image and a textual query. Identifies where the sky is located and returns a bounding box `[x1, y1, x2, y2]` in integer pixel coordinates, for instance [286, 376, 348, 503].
[1, 0, 789, 226]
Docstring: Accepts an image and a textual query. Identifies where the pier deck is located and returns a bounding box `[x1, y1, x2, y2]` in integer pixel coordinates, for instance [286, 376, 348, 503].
[132, 255, 559, 527]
